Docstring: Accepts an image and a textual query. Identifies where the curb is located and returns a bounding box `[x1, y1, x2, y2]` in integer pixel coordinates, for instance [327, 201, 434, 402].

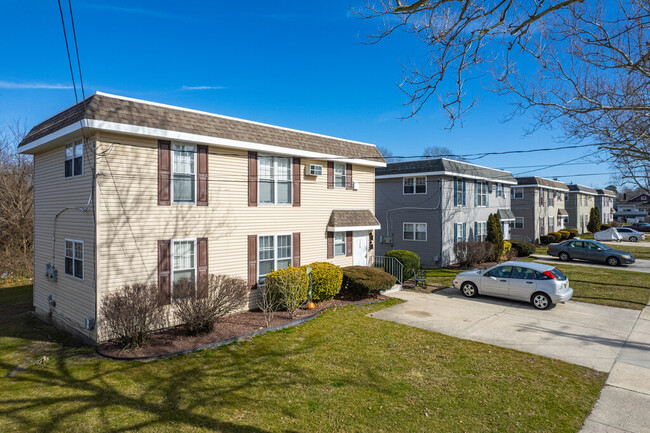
[96, 298, 386, 362]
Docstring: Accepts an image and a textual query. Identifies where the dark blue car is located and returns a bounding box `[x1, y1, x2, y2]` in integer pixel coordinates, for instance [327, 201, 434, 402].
[547, 240, 635, 266]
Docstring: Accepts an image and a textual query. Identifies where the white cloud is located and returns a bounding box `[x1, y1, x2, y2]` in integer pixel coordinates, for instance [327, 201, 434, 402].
[180, 85, 227, 91]
[0, 81, 73, 90]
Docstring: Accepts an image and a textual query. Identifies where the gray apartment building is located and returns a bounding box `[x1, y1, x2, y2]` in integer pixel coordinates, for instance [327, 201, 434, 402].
[566, 184, 597, 233]
[510, 177, 569, 243]
[375, 158, 516, 267]
[595, 189, 616, 224]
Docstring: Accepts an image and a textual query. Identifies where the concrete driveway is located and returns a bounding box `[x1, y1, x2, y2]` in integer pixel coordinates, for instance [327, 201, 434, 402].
[531, 255, 650, 273]
[370, 289, 641, 372]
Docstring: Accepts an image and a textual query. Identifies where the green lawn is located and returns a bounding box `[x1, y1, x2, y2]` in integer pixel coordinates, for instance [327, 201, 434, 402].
[0, 284, 606, 432]
[607, 244, 650, 260]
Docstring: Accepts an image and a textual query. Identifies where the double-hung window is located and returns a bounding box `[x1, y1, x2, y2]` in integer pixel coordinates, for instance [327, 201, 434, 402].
[403, 177, 426, 194]
[454, 222, 467, 242]
[454, 178, 466, 206]
[172, 143, 196, 203]
[548, 216, 555, 233]
[539, 217, 545, 236]
[259, 156, 292, 204]
[475, 182, 488, 207]
[172, 239, 196, 300]
[512, 188, 524, 199]
[258, 234, 292, 284]
[334, 232, 346, 256]
[548, 192, 554, 207]
[334, 163, 347, 189]
[495, 183, 505, 198]
[403, 223, 427, 241]
[64, 239, 83, 279]
[475, 221, 487, 242]
[514, 217, 524, 229]
[539, 189, 545, 207]
[64, 141, 83, 177]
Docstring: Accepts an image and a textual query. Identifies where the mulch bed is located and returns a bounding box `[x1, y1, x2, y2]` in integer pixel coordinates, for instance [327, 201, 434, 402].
[98, 295, 387, 359]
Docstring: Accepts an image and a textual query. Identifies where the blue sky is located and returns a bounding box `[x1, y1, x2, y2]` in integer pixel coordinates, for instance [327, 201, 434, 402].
[0, 0, 615, 188]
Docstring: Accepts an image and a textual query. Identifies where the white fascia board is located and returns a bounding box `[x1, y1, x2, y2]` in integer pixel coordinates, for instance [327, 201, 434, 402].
[376, 171, 517, 185]
[18, 122, 87, 154]
[327, 225, 381, 232]
[18, 119, 387, 167]
[516, 184, 570, 192]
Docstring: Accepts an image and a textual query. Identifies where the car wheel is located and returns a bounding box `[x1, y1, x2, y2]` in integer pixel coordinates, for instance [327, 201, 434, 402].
[461, 282, 478, 298]
[531, 292, 552, 310]
[607, 256, 620, 266]
[559, 252, 570, 261]
[630, 236, 638, 242]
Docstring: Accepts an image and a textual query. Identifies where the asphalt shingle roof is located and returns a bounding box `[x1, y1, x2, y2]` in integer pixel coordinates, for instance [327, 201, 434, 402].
[375, 158, 516, 183]
[567, 184, 598, 195]
[515, 176, 568, 190]
[327, 210, 380, 228]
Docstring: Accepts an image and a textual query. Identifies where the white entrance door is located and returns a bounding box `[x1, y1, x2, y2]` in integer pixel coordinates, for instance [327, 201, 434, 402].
[353, 231, 368, 266]
[502, 222, 511, 240]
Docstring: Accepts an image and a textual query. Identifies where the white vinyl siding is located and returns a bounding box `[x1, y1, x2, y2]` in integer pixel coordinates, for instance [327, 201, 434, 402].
[334, 232, 346, 256]
[258, 234, 292, 284]
[403, 222, 427, 241]
[334, 163, 346, 189]
[64, 239, 84, 280]
[172, 143, 196, 204]
[64, 141, 83, 177]
[403, 177, 426, 194]
[259, 156, 292, 205]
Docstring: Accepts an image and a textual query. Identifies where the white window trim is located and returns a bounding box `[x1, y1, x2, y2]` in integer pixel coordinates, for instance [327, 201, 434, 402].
[475, 221, 487, 242]
[171, 238, 197, 302]
[64, 140, 83, 178]
[454, 222, 467, 243]
[512, 188, 524, 199]
[258, 156, 294, 205]
[403, 176, 427, 195]
[257, 233, 293, 284]
[333, 231, 346, 256]
[171, 142, 197, 205]
[333, 162, 347, 189]
[64, 238, 84, 280]
[476, 181, 488, 207]
[403, 222, 427, 242]
[514, 217, 525, 229]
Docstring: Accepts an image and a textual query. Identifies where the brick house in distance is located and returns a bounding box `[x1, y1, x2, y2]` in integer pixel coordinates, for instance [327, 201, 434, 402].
[18, 92, 385, 343]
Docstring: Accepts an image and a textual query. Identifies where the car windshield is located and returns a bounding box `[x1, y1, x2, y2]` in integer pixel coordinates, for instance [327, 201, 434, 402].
[590, 241, 609, 250]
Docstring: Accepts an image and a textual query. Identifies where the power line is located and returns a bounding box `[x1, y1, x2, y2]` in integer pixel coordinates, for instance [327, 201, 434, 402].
[67, 0, 85, 101]
[56, 0, 78, 102]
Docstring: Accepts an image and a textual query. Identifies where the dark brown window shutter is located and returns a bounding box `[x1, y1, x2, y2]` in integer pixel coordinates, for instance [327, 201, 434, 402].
[158, 140, 171, 205]
[292, 232, 301, 267]
[327, 161, 334, 189]
[293, 158, 301, 207]
[346, 231, 353, 257]
[248, 152, 258, 206]
[248, 235, 257, 289]
[346, 164, 353, 190]
[197, 145, 208, 206]
[197, 238, 208, 297]
[327, 231, 334, 259]
[158, 240, 171, 305]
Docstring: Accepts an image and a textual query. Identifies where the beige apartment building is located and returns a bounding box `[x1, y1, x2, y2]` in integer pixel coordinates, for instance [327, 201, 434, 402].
[566, 184, 597, 233]
[19, 92, 385, 343]
[510, 177, 569, 243]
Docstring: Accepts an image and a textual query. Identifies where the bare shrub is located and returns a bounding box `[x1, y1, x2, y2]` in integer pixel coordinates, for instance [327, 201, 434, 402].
[453, 242, 493, 269]
[257, 283, 281, 328]
[264, 266, 309, 319]
[174, 275, 248, 335]
[100, 283, 163, 350]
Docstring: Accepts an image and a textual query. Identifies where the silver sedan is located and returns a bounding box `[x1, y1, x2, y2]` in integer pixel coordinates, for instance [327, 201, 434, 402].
[452, 261, 573, 310]
[615, 227, 646, 242]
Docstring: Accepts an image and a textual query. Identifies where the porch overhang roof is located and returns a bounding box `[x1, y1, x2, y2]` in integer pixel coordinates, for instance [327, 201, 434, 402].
[497, 209, 516, 221]
[327, 209, 381, 232]
[558, 209, 569, 217]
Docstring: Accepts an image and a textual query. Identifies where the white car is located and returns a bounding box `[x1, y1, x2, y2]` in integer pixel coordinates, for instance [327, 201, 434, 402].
[452, 261, 573, 310]
[614, 227, 646, 242]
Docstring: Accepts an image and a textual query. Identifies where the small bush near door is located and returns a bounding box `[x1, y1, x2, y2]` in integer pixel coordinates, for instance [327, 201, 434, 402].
[558, 230, 570, 240]
[264, 266, 309, 319]
[567, 228, 579, 239]
[303, 262, 343, 302]
[548, 232, 562, 243]
[510, 240, 536, 257]
[385, 250, 420, 279]
[173, 275, 248, 336]
[453, 241, 493, 268]
[100, 282, 163, 350]
[341, 266, 396, 297]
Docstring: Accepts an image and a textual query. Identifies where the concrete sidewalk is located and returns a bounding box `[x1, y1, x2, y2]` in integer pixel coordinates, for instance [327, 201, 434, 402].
[580, 306, 650, 433]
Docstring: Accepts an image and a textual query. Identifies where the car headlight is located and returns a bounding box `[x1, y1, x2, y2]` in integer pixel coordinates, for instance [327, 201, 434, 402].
[621, 255, 631, 259]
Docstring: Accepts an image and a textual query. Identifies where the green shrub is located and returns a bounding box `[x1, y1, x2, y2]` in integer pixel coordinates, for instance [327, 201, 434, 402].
[385, 250, 420, 280]
[539, 235, 554, 245]
[588, 207, 601, 233]
[548, 232, 562, 243]
[558, 230, 570, 240]
[486, 213, 504, 262]
[503, 240, 512, 256]
[341, 266, 396, 297]
[568, 228, 579, 239]
[264, 266, 309, 318]
[303, 262, 343, 302]
[510, 240, 536, 257]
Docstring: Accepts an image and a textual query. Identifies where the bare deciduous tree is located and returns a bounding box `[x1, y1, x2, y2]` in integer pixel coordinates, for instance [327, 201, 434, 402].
[0, 121, 33, 278]
[257, 283, 281, 328]
[361, 1, 650, 191]
[377, 145, 399, 162]
[423, 145, 466, 161]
